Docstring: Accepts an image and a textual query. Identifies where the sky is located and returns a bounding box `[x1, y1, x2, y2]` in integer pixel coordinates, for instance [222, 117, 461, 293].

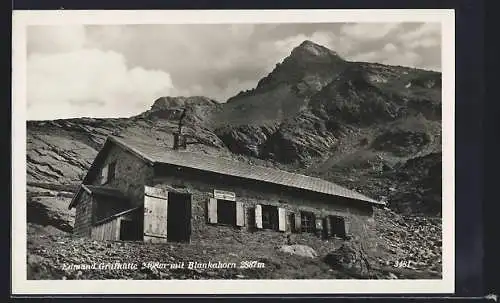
[26, 23, 441, 120]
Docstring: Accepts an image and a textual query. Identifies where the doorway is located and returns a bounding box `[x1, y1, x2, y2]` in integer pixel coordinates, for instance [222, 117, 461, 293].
[120, 219, 141, 241]
[167, 192, 192, 242]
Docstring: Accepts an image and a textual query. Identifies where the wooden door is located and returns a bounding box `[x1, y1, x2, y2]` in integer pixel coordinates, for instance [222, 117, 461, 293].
[143, 186, 169, 243]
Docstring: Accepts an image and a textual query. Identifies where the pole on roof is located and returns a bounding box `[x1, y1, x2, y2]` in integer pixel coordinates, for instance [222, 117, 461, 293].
[174, 106, 190, 150]
[178, 107, 187, 135]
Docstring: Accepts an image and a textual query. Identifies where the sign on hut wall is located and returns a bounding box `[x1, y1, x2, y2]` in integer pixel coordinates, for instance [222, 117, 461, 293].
[213, 189, 236, 201]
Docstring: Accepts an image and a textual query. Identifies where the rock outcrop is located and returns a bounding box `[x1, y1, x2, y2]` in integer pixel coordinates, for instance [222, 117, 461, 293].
[324, 240, 372, 277]
[279, 244, 318, 259]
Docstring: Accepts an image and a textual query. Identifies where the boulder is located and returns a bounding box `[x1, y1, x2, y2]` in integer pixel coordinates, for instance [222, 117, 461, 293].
[278, 244, 318, 258]
[324, 241, 372, 277]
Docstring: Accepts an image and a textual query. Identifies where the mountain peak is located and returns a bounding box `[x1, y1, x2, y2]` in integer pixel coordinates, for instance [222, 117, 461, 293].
[245, 40, 347, 96]
[290, 40, 341, 60]
[298, 39, 322, 48]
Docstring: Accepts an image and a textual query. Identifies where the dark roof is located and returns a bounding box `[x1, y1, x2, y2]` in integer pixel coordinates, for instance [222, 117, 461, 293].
[82, 185, 128, 200]
[93, 206, 142, 226]
[69, 184, 129, 209]
[108, 136, 383, 205]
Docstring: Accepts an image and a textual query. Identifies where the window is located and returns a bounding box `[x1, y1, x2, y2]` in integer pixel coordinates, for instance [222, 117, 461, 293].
[217, 199, 236, 225]
[108, 161, 116, 182]
[329, 216, 346, 238]
[300, 211, 316, 233]
[261, 205, 279, 230]
[100, 165, 108, 185]
[207, 193, 244, 227]
[101, 161, 116, 185]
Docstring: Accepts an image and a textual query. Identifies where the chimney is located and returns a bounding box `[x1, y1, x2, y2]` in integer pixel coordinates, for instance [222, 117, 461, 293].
[173, 106, 188, 150]
[173, 132, 186, 150]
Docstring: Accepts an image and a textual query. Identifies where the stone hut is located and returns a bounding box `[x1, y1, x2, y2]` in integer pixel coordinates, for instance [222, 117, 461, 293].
[68, 135, 384, 244]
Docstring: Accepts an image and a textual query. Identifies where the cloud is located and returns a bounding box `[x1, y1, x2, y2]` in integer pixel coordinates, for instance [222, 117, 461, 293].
[26, 23, 442, 119]
[383, 43, 398, 53]
[27, 49, 174, 120]
[349, 48, 422, 68]
[340, 23, 401, 40]
[349, 51, 379, 62]
[173, 79, 258, 102]
[381, 51, 422, 67]
[401, 23, 440, 41]
[27, 25, 86, 54]
[82, 25, 262, 100]
[400, 23, 441, 49]
[343, 23, 439, 69]
[407, 37, 440, 49]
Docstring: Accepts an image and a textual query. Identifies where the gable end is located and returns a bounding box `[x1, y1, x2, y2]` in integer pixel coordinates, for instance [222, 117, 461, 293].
[68, 137, 154, 209]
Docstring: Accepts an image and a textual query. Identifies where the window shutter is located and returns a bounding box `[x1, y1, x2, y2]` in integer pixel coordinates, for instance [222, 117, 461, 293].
[207, 198, 218, 224]
[344, 219, 350, 237]
[278, 208, 286, 232]
[100, 165, 109, 185]
[108, 161, 116, 181]
[324, 216, 331, 238]
[236, 201, 245, 227]
[286, 213, 294, 232]
[315, 218, 323, 230]
[255, 205, 263, 229]
[294, 212, 301, 232]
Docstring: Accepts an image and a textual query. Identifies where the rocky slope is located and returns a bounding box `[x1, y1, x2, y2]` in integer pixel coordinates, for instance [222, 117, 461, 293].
[26, 40, 443, 279]
[27, 206, 441, 280]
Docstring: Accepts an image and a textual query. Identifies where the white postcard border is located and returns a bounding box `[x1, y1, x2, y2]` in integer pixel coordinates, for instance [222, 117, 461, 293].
[12, 9, 455, 295]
